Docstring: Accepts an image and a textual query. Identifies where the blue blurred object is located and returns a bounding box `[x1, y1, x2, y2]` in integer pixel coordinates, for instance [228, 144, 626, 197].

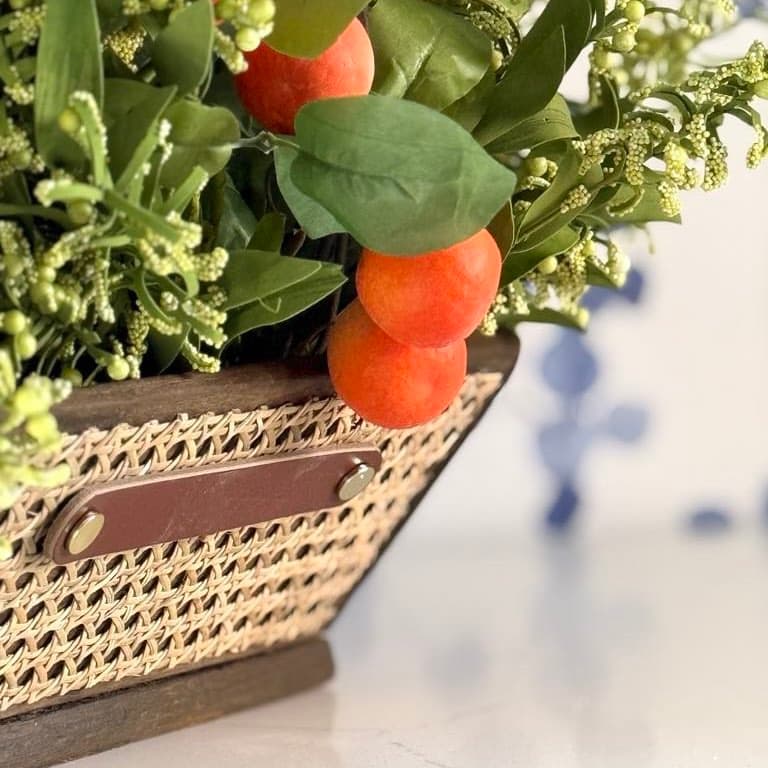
[537, 270, 651, 531]
[687, 508, 733, 534]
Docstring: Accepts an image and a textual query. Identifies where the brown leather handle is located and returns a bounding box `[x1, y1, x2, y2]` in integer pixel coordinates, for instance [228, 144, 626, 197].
[45, 445, 382, 564]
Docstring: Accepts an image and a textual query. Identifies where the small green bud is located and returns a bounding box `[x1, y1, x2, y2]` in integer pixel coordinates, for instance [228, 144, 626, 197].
[66, 200, 94, 226]
[3, 310, 27, 336]
[61, 367, 83, 387]
[583, 240, 598, 259]
[247, 0, 276, 26]
[38, 266, 56, 283]
[9, 149, 32, 169]
[612, 29, 636, 53]
[149, 0, 169, 9]
[576, 307, 591, 329]
[26, 413, 59, 443]
[490, 48, 504, 71]
[217, 0, 238, 19]
[671, 33, 693, 54]
[12, 386, 50, 417]
[753, 79, 768, 99]
[57, 108, 81, 135]
[624, 1, 645, 23]
[107, 356, 130, 381]
[235, 27, 262, 52]
[9, 0, 29, 9]
[593, 46, 610, 69]
[538, 256, 559, 275]
[16, 331, 37, 361]
[527, 156, 549, 178]
[0, 536, 12, 562]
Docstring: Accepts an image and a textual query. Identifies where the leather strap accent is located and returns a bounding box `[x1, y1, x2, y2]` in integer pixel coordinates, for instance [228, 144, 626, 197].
[44, 445, 382, 564]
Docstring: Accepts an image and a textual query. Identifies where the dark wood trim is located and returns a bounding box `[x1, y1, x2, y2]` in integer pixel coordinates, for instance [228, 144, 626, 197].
[53, 333, 520, 433]
[0, 638, 333, 768]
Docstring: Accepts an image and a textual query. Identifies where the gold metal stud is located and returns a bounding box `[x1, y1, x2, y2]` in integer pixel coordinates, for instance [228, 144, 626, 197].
[66, 510, 105, 555]
[337, 463, 376, 502]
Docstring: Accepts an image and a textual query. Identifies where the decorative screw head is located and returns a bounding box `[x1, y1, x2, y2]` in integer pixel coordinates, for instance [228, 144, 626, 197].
[66, 510, 104, 555]
[337, 463, 376, 502]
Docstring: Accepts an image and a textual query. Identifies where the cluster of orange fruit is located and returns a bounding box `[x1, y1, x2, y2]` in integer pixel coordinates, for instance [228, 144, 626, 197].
[236, 20, 502, 429]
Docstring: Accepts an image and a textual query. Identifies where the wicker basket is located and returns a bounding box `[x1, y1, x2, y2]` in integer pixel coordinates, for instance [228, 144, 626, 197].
[0, 333, 518, 763]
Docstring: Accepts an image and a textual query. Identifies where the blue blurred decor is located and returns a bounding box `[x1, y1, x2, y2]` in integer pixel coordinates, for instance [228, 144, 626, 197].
[537, 270, 651, 531]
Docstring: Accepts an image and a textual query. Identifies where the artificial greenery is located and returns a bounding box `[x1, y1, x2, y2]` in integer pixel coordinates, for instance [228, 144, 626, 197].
[0, 0, 766, 558]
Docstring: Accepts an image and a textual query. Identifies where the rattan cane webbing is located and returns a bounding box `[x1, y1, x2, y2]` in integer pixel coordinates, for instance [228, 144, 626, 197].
[0, 372, 502, 714]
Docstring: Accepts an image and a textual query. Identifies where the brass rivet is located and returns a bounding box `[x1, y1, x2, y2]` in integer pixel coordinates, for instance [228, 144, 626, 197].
[66, 510, 105, 555]
[337, 463, 376, 502]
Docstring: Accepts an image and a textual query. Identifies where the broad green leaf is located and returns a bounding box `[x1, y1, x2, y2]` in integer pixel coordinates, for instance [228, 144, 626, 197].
[160, 101, 240, 188]
[368, 0, 492, 111]
[571, 75, 621, 135]
[107, 82, 177, 181]
[274, 145, 346, 239]
[220, 250, 322, 311]
[444, 71, 495, 133]
[503, 225, 579, 284]
[35, 0, 103, 169]
[249, 213, 286, 252]
[487, 201, 515, 260]
[268, 0, 368, 58]
[225, 263, 346, 339]
[518, 148, 603, 247]
[290, 95, 517, 254]
[486, 95, 579, 154]
[213, 176, 259, 250]
[147, 328, 188, 373]
[605, 181, 681, 225]
[474, 0, 594, 146]
[506, 307, 584, 330]
[152, 0, 214, 96]
[474, 25, 566, 147]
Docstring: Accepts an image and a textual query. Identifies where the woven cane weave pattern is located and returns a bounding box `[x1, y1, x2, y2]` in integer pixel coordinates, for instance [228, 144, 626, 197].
[0, 372, 502, 714]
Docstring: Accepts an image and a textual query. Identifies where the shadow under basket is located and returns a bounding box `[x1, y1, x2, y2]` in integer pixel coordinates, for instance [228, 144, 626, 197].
[0, 332, 520, 768]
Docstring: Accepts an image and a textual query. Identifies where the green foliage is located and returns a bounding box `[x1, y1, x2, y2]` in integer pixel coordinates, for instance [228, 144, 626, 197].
[284, 95, 517, 254]
[368, 0, 493, 111]
[267, 0, 369, 57]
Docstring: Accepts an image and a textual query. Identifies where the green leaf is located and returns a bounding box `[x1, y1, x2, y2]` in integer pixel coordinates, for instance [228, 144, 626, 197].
[487, 201, 515, 260]
[486, 95, 579, 154]
[151, 0, 214, 96]
[225, 262, 346, 340]
[213, 176, 259, 250]
[507, 307, 584, 330]
[586, 261, 621, 289]
[517, 148, 600, 247]
[268, 0, 368, 58]
[368, 0, 492, 111]
[571, 75, 621, 135]
[289, 95, 517, 254]
[106, 82, 177, 181]
[147, 328, 188, 373]
[474, 0, 594, 146]
[35, 0, 103, 169]
[444, 71, 495, 133]
[604, 181, 681, 225]
[275, 145, 346, 239]
[249, 213, 286, 251]
[503, 225, 579, 284]
[220, 250, 323, 311]
[160, 101, 240, 188]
